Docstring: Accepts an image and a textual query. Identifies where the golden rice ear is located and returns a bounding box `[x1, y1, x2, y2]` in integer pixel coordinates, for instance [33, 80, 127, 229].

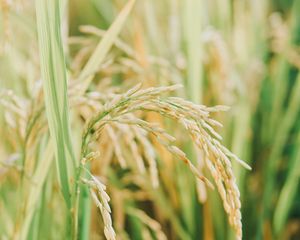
[80, 84, 248, 239]
[2, 0, 300, 239]
[82, 175, 115, 240]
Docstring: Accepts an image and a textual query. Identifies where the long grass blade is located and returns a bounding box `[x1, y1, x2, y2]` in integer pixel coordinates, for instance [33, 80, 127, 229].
[20, 140, 54, 240]
[35, 0, 75, 208]
[273, 130, 300, 234]
[262, 73, 300, 220]
[78, 0, 135, 94]
[183, 0, 203, 103]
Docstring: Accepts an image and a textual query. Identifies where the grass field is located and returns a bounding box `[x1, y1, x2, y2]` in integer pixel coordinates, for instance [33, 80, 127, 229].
[1, 0, 300, 239]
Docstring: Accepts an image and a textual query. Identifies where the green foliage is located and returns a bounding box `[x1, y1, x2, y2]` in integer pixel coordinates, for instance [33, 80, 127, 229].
[1, 0, 300, 239]
[35, 0, 75, 209]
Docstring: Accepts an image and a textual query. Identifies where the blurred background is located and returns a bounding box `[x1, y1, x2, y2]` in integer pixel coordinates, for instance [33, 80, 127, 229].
[1, 0, 300, 239]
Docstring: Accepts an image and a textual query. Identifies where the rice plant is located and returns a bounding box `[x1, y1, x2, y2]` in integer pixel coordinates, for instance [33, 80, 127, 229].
[1, 0, 300, 240]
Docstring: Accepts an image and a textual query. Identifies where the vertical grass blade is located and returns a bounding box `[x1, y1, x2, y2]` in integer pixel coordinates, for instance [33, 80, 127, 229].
[78, 0, 135, 94]
[273, 130, 300, 234]
[20, 141, 54, 240]
[183, 0, 203, 103]
[35, 0, 75, 209]
[262, 73, 300, 221]
[182, 0, 204, 235]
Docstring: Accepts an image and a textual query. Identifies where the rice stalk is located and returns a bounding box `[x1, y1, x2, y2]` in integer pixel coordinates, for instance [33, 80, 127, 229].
[262, 72, 300, 220]
[82, 175, 116, 240]
[19, 140, 54, 240]
[183, 0, 203, 103]
[35, 0, 75, 214]
[4, 1, 297, 239]
[76, 0, 135, 95]
[79, 84, 249, 239]
[273, 130, 300, 234]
